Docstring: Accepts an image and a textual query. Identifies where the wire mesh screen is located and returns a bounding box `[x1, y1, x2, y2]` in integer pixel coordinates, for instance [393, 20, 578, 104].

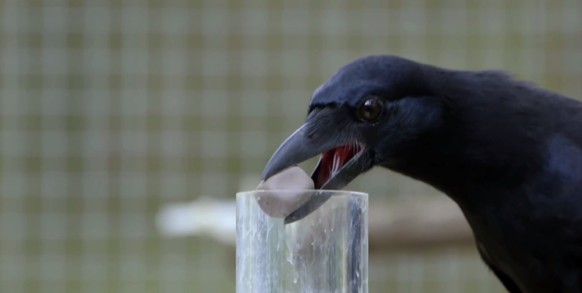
[0, 0, 580, 292]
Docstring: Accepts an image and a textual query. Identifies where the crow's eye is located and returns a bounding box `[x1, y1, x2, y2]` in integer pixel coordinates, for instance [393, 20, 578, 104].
[356, 96, 383, 122]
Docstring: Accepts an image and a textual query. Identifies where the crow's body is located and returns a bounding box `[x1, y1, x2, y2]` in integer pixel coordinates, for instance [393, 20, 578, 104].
[262, 55, 582, 292]
[379, 62, 582, 292]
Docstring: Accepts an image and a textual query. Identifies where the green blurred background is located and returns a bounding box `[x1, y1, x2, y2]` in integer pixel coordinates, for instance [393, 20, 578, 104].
[0, 0, 580, 292]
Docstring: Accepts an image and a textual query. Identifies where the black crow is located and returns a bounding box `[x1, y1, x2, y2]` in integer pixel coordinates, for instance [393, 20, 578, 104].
[261, 55, 582, 292]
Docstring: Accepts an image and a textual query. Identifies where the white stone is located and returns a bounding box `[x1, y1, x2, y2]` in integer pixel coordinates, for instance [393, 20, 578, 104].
[256, 166, 314, 218]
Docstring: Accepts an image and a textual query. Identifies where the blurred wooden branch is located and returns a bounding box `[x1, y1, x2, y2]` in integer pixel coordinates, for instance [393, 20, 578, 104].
[369, 196, 474, 253]
[157, 196, 475, 253]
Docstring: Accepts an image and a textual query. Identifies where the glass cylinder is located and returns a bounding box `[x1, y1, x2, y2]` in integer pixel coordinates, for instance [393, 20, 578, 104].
[236, 190, 368, 293]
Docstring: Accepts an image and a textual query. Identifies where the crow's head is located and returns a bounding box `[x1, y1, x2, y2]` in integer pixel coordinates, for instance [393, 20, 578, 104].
[261, 56, 449, 221]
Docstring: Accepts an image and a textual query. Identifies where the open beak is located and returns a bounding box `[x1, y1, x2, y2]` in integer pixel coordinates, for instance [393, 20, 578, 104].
[261, 108, 373, 224]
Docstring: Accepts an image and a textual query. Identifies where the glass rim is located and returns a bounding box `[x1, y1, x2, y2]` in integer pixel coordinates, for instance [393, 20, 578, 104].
[236, 189, 368, 197]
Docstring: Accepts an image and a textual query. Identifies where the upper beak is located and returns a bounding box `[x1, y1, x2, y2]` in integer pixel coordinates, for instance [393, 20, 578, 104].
[261, 122, 339, 182]
[261, 108, 372, 223]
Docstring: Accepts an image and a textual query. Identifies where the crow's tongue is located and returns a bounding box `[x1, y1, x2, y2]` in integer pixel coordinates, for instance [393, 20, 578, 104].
[314, 144, 357, 188]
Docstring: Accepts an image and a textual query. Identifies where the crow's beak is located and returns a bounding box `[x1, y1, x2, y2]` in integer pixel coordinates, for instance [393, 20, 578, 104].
[261, 108, 373, 224]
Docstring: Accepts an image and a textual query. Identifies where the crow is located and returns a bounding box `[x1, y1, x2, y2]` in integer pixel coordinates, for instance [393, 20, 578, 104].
[261, 55, 582, 292]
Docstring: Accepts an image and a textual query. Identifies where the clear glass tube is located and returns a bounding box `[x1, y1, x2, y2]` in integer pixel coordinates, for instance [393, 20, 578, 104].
[236, 190, 368, 293]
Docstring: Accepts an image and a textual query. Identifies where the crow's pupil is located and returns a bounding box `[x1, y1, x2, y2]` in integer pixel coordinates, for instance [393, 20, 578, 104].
[367, 100, 375, 111]
[364, 102, 373, 117]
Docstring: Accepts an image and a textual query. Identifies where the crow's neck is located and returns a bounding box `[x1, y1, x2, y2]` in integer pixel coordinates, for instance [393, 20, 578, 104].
[389, 146, 540, 209]
[390, 68, 548, 208]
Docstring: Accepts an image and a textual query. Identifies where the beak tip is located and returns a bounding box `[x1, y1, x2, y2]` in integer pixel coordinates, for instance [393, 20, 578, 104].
[260, 163, 286, 181]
